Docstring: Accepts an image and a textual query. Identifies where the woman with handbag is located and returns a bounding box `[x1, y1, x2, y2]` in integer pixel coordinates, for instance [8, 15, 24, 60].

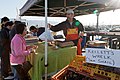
[10, 23, 36, 80]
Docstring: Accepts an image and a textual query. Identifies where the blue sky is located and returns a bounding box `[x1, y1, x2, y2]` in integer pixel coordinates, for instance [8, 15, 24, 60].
[0, 0, 27, 18]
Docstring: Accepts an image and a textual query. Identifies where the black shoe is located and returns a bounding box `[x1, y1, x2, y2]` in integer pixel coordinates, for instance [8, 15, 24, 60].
[9, 72, 14, 76]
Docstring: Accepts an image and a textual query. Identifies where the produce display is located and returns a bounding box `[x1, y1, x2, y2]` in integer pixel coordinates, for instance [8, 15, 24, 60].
[52, 56, 120, 80]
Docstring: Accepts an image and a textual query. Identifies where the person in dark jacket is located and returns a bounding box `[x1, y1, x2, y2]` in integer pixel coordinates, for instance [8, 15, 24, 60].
[1, 21, 14, 78]
[0, 17, 9, 29]
[9, 21, 22, 40]
[29, 26, 45, 37]
[49, 9, 84, 44]
[49, 9, 84, 55]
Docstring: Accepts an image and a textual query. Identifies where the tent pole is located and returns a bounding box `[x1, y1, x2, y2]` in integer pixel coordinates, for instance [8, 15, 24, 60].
[96, 12, 100, 32]
[45, 0, 48, 80]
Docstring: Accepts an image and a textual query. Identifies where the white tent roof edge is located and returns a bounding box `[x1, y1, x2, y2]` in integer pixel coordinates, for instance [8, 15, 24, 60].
[20, 0, 40, 16]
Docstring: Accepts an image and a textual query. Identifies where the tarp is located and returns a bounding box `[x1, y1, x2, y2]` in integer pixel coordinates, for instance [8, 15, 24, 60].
[20, 0, 120, 17]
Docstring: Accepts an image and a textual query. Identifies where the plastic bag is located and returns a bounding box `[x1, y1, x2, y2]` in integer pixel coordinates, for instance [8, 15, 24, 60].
[39, 28, 54, 41]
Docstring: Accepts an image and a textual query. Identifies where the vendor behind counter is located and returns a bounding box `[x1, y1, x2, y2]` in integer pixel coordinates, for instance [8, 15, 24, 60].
[29, 26, 45, 41]
[49, 9, 84, 55]
[29, 26, 45, 37]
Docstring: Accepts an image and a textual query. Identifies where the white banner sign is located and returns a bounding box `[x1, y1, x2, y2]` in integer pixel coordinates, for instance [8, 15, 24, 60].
[86, 48, 120, 68]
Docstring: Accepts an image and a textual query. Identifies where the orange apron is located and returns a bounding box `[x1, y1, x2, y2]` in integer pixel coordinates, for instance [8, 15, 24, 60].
[66, 28, 82, 55]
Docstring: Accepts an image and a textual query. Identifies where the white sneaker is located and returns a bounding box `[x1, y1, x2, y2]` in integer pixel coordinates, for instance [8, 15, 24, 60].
[4, 75, 14, 79]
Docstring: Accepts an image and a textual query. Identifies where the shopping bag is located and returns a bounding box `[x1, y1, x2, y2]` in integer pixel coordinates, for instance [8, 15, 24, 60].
[39, 28, 54, 41]
[22, 61, 33, 74]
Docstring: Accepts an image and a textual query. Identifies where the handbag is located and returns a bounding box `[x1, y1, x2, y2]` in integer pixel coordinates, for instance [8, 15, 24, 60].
[22, 61, 33, 74]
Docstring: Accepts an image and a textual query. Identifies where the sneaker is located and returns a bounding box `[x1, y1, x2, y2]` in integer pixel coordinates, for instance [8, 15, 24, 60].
[4, 75, 14, 80]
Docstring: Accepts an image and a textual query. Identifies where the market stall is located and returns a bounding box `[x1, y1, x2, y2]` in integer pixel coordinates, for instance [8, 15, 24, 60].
[20, 0, 120, 80]
[26, 42, 76, 80]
